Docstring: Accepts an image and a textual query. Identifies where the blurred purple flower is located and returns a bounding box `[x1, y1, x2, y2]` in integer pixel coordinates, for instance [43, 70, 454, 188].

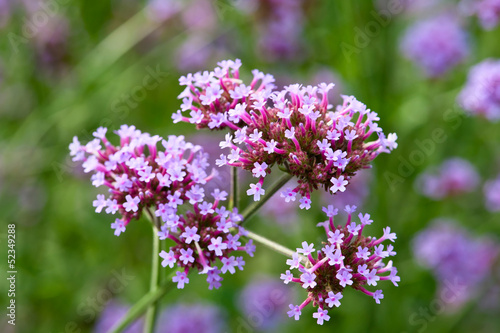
[415, 158, 479, 200]
[174, 34, 228, 72]
[181, 0, 217, 31]
[401, 15, 469, 77]
[461, 0, 500, 30]
[412, 219, 499, 310]
[458, 58, 500, 121]
[261, 181, 300, 228]
[146, 0, 183, 22]
[155, 303, 226, 333]
[94, 301, 143, 333]
[322, 168, 372, 210]
[238, 275, 294, 331]
[242, 0, 305, 62]
[484, 175, 500, 212]
[0, 0, 10, 28]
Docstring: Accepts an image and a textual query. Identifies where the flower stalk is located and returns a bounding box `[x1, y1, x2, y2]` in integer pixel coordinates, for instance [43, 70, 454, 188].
[143, 220, 160, 333]
[109, 270, 178, 333]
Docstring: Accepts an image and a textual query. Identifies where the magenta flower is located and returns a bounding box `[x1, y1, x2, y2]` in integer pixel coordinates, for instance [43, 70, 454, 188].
[458, 58, 500, 121]
[401, 15, 469, 77]
[176, 60, 397, 208]
[283, 205, 399, 323]
[415, 158, 480, 200]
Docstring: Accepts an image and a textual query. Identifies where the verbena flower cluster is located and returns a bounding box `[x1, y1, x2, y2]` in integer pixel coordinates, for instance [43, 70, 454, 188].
[69, 125, 214, 235]
[484, 174, 500, 212]
[281, 205, 400, 325]
[157, 189, 255, 290]
[415, 158, 479, 200]
[413, 219, 499, 309]
[458, 58, 500, 121]
[401, 15, 469, 77]
[174, 59, 397, 209]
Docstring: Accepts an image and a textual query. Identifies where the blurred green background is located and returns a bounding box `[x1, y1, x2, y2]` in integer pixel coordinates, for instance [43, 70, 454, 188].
[1, 0, 500, 332]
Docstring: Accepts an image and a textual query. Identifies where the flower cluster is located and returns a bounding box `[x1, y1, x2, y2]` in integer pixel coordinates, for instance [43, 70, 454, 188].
[158, 190, 255, 290]
[401, 15, 469, 77]
[174, 59, 397, 208]
[415, 158, 479, 200]
[458, 58, 500, 121]
[69, 125, 214, 235]
[412, 219, 499, 309]
[484, 174, 500, 212]
[281, 205, 399, 325]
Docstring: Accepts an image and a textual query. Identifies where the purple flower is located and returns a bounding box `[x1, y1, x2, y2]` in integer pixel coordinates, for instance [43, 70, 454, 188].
[172, 271, 189, 289]
[461, 0, 500, 30]
[313, 308, 330, 325]
[415, 158, 480, 199]
[484, 174, 500, 212]
[282, 206, 399, 323]
[239, 0, 305, 62]
[458, 58, 500, 121]
[155, 302, 226, 333]
[322, 169, 372, 211]
[238, 276, 295, 330]
[412, 219, 500, 309]
[94, 301, 143, 333]
[401, 15, 469, 77]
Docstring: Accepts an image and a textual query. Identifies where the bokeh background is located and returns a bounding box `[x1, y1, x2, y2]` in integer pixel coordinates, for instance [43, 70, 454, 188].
[1, 0, 500, 332]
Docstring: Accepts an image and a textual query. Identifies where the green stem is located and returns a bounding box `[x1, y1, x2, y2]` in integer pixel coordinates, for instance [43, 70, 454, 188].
[143, 225, 160, 333]
[241, 173, 293, 223]
[229, 166, 238, 211]
[245, 230, 307, 264]
[109, 270, 178, 333]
